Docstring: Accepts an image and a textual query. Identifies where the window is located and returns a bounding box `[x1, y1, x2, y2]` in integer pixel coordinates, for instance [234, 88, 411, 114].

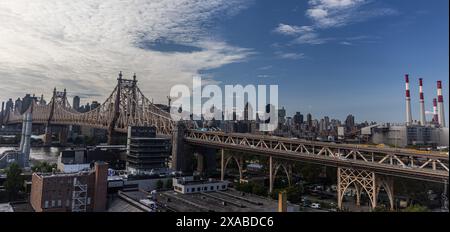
[191, 188, 195, 192]
[216, 186, 219, 190]
[222, 185, 226, 189]
[44, 201, 49, 208]
[87, 198, 91, 205]
[197, 187, 200, 192]
[51, 200, 55, 207]
[210, 186, 214, 190]
[57, 200, 62, 207]
[66, 200, 70, 207]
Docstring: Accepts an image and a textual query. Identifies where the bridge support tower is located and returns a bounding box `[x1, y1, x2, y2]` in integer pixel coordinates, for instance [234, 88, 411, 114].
[171, 122, 193, 174]
[337, 167, 394, 211]
[269, 156, 292, 193]
[220, 149, 244, 183]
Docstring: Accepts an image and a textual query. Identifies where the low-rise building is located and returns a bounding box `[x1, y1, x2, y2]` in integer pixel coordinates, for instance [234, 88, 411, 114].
[30, 162, 108, 212]
[172, 176, 228, 194]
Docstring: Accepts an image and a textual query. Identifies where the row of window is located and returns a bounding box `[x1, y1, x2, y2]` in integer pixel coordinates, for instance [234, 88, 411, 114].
[43, 198, 91, 209]
[185, 185, 226, 193]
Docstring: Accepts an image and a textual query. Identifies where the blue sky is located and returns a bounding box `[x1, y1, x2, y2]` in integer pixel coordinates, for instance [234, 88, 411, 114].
[205, 0, 449, 124]
[0, 0, 448, 125]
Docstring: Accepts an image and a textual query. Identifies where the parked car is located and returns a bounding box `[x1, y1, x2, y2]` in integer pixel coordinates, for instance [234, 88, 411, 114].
[310, 203, 321, 209]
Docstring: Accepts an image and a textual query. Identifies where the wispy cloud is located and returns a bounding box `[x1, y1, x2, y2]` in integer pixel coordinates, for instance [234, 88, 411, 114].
[273, 0, 396, 46]
[275, 52, 306, 60]
[0, 0, 252, 103]
[274, 24, 314, 36]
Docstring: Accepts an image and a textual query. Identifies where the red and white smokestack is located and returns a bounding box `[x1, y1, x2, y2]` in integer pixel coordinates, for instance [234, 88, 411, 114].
[433, 98, 438, 124]
[419, 78, 426, 125]
[405, 74, 412, 125]
[437, 81, 446, 127]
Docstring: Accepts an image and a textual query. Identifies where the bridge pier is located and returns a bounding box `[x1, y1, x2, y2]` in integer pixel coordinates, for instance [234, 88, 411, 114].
[43, 126, 52, 146]
[171, 122, 193, 174]
[337, 167, 394, 211]
[58, 126, 69, 146]
[269, 157, 293, 193]
[220, 151, 244, 183]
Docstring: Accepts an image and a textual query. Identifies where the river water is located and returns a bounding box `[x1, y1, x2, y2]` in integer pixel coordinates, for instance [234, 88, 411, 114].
[0, 147, 62, 165]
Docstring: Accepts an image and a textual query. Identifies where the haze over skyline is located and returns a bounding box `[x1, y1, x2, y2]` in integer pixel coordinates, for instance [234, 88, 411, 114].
[0, 0, 448, 124]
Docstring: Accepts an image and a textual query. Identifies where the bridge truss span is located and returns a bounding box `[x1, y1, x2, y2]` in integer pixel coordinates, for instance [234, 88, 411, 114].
[3, 72, 175, 140]
[184, 130, 449, 183]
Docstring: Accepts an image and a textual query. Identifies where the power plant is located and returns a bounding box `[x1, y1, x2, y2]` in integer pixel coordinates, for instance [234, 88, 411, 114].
[362, 75, 448, 148]
[437, 81, 446, 128]
[405, 75, 413, 126]
[419, 78, 426, 126]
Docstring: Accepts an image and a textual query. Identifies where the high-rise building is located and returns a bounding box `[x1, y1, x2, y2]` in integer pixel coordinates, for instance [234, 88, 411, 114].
[306, 113, 312, 128]
[345, 114, 355, 132]
[5, 98, 13, 113]
[91, 101, 100, 110]
[278, 107, 286, 126]
[14, 98, 22, 112]
[126, 126, 171, 175]
[73, 96, 80, 111]
[293, 112, 303, 126]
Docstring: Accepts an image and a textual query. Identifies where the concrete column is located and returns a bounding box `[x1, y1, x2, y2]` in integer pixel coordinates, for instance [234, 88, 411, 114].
[204, 148, 217, 175]
[44, 126, 52, 146]
[239, 156, 244, 182]
[196, 153, 204, 174]
[221, 149, 225, 181]
[337, 168, 343, 210]
[59, 126, 69, 146]
[269, 156, 273, 193]
[355, 184, 361, 207]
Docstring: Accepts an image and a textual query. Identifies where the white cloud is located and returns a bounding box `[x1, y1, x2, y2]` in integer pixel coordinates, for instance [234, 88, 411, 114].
[293, 33, 328, 45]
[306, 0, 396, 28]
[0, 0, 252, 104]
[273, 0, 395, 47]
[276, 52, 305, 60]
[274, 24, 314, 36]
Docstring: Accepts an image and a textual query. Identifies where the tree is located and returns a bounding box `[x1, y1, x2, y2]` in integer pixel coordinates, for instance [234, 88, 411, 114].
[285, 184, 304, 204]
[32, 161, 57, 173]
[165, 179, 173, 189]
[5, 163, 24, 201]
[403, 204, 429, 212]
[156, 180, 164, 190]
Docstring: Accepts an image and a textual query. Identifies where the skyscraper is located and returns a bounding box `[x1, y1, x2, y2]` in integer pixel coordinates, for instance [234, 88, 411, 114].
[73, 96, 80, 111]
[345, 114, 355, 132]
[306, 113, 312, 128]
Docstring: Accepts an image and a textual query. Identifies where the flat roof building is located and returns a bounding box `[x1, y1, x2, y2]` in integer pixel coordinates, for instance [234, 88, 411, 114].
[30, 162, 108, 212]
[172, 176, 229, 194]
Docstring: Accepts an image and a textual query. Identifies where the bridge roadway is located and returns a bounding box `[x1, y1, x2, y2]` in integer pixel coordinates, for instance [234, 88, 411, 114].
[184, 130, 449, 183]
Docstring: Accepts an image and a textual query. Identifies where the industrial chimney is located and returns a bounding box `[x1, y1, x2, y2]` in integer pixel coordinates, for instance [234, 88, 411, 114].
[419, 78, 426, 125]
[437, 81, 446, 127]
[405, 75, 412, 125]
[433, 98, 439, 124]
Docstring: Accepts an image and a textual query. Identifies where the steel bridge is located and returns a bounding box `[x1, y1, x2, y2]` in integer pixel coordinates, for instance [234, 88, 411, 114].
[3, 72, 173, 144]
[2, 72, 448, 210]
[183, 130, 449, 210]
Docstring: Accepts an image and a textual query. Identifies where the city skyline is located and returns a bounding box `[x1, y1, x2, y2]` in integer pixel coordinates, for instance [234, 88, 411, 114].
[0, 0, 448, 124]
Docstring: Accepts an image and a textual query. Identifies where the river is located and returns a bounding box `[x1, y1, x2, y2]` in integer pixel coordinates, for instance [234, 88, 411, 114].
[0, 146, 62, 165]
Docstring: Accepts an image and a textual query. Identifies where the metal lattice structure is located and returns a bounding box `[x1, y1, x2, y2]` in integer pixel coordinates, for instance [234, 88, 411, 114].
[3, 73, 174, 139]
[71, 177, 88, 212]
[185, 130, 449, 183]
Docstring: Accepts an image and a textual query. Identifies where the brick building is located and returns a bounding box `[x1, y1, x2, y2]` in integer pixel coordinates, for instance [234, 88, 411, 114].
[30, 162, 108, 212]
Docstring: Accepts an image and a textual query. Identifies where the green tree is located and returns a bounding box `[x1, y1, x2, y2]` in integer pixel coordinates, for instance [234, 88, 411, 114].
[32, 161, 57, 173]
[5, 163, 24, 201]
[285, 184, 304, 204]
[165, 179, 173, 189]
[403, 204, 429, 212]
[156, 180, 164, 190]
